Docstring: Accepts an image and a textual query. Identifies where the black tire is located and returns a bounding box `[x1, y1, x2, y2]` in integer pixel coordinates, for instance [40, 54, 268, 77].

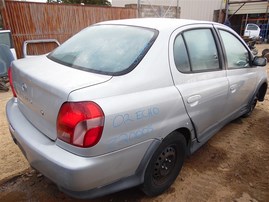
[242, 96, 257, 118]
[262, 49, 269, 61]
[141, 132, 186, 196]
[262, 49, 269, 57]
[0, 81, 9, 92]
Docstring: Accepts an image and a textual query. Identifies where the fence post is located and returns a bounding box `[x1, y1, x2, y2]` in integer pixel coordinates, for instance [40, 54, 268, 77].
[0, 0, 11, 30]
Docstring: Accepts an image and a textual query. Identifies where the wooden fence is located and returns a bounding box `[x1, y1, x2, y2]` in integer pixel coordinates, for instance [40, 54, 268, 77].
[1, 1, 137, 58]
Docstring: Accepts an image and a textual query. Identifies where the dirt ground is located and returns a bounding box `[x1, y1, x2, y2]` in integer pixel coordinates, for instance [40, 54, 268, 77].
[0, 44, 269, 202]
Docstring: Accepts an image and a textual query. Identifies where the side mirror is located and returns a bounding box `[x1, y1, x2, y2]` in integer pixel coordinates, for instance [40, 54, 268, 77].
[252, 56, 267, 67]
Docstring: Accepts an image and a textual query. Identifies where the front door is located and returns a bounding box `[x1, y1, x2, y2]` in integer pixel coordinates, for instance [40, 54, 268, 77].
[217, 28, 258, 117]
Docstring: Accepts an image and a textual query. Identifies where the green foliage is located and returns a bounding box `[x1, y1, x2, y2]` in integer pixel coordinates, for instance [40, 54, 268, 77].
[47, 0, 111, 6]
[47, 0, 61, 3]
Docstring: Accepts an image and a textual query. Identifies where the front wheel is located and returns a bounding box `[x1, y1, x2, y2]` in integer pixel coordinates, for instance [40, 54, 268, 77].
[141, 132, 186, 196]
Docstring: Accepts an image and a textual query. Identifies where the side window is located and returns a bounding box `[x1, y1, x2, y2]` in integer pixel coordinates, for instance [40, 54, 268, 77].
[219, 30, 250, 69]
[173, 35, 191, 72]
[183, 29, 220, 71]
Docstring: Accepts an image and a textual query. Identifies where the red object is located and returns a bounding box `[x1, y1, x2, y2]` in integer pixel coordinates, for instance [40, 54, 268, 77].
[57, 101, 104, 148]
[8, 67, 17, 97]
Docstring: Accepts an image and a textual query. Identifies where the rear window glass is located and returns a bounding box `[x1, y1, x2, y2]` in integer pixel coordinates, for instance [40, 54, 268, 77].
[48, 25, 158, 76]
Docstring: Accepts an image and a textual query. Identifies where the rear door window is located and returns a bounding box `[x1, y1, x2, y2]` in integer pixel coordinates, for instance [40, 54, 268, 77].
[173, 35, 191, 72]
[173, 29, 220, 73]
[184, 29, 220, 71]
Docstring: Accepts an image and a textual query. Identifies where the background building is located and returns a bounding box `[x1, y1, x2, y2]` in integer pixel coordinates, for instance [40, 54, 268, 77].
[228, 1, 268, 39]
[112, 0, 223, 21]
[112, 0, 269, 40]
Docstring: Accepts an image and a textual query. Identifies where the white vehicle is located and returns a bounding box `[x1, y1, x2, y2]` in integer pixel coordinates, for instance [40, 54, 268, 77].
[244, 23, 260, 38]
[0, 30, 17, 59]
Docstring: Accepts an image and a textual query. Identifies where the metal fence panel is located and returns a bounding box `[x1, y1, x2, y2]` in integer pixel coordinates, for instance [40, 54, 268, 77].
[1, 1, 137, 58]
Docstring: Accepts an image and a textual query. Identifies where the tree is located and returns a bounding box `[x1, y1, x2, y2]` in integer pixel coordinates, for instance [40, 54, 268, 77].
[47, 0, 61, 3]
[47, 0, 111, 6]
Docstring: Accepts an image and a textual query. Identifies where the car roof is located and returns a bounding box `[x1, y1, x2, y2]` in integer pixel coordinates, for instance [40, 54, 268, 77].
[97, 18, 224, 31]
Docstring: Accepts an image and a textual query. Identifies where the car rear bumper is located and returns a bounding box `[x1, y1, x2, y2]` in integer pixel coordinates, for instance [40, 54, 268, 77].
[6, 98, 155, 196]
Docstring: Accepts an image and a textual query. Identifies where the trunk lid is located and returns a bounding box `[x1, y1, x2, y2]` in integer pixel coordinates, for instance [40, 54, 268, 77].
[12, 56, 112, 140]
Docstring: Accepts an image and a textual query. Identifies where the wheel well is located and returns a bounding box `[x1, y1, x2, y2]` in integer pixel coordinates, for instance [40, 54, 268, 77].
[175, 128, 191, 154]
[257, 82, 268, 101]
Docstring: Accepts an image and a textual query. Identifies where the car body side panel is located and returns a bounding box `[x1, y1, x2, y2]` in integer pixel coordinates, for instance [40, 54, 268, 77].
[58, 85, 194, 157]
[225, 68, 258, 116]
[255, 66, 268, 96]
[175, 74, 229, 136]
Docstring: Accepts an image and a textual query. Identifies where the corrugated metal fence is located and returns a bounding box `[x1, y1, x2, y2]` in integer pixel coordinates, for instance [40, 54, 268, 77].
[1, 1, 137, 58]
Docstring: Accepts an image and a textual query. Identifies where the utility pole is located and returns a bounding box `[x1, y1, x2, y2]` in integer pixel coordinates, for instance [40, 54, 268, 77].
[224, 0, 229, 22]
[176, 0, 179, 18]
[137, 0, 141, 18]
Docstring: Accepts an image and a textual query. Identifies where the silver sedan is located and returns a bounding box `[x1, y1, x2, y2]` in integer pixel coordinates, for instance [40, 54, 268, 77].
[6, 18, 267, 199]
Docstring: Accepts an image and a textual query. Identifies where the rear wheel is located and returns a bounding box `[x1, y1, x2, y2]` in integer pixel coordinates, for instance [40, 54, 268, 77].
[141, 132, 186, 196]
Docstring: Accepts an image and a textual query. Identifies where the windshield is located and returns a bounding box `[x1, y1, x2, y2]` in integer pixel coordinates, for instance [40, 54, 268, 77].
[48, 25, 158, 75]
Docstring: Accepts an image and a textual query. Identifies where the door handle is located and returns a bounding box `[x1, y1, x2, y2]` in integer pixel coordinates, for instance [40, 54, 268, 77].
[187, 95, 201, 107]
[230, 87, 236, 93]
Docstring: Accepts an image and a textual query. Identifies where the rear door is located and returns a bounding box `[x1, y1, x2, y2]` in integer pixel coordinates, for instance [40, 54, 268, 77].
[169, 24, 229, 140]
[216, 26, 258, 117]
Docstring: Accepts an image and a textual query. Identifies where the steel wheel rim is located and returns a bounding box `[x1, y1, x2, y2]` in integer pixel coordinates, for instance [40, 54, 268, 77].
[153, 146, 176, 185]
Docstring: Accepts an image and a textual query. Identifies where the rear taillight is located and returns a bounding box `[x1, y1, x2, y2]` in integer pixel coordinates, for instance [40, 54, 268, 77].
[8, 67, 17, 97]
[57, 101, 104, 148]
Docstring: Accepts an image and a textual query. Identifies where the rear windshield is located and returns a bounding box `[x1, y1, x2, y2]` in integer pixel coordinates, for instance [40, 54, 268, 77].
[48, 25, 158, 75]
